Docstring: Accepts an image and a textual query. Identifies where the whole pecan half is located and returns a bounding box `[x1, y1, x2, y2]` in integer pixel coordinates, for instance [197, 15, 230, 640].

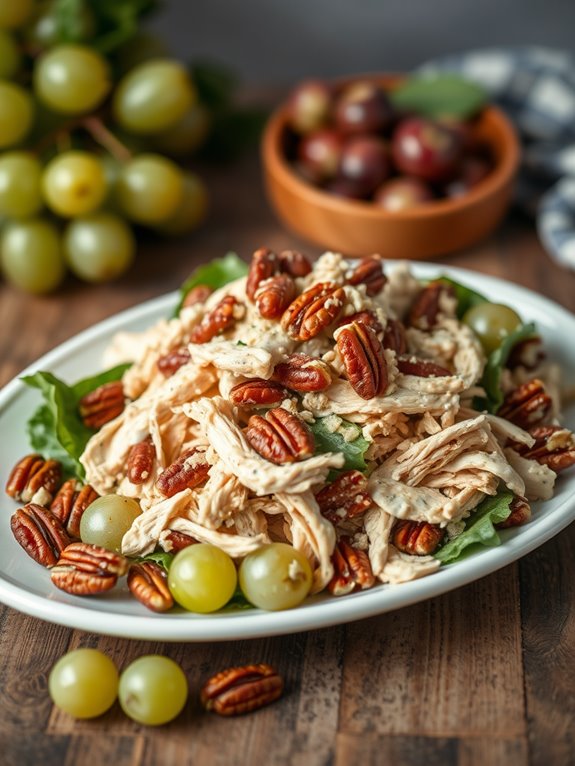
[51, 542, 129, 596]
[182, 284, 212, 309]
[511, 425, 575, 473]
[315, 470, 372, 524]
[201, 664, 284, 716]
[5, 453, 62, 503]
[397, 357, 452, 377]
[255, 274, 296, 319]
[190, 295, 243, 344]
[382, 318, 407, 355]
[127, 561, 173, 612]
[163, 529, 199, 552]
[408, 281, 454, 330]
[497, 379, 552, 430]
[346, 255, 386, 296]
[281, 281, 345, 340]
[245, 407, 314, 464]
[278, 249, 312, 277]
[274, 353, 332, 393]
[79, 381, 125, 429]
[328, 537, 375, 596]
[11, 503, 71, 567]
[336, 321, 388, 399]
[229, 378, 288, 407]
[246, 247, 278, 301]
[392, 520, 445, 555]
[156, 448, 210, 497]
[157, 347, 191, 377]
[127, 437, 155, 484]
[496, 496, 532, 529]
[336, 310, 383, 335]
[50, 479, 99, 538]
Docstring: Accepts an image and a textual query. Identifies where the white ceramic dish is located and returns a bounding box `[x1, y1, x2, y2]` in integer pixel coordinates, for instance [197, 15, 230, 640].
[0, 263, 574, 641]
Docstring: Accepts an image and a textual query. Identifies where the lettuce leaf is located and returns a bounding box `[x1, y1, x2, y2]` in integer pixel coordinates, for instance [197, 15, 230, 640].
[173, 252, 248, 316]
[22, 364, 130, 480]
[136, 550, 175, 571]
[222, 587, 253, 611]
[435, 492, 514, 563]
[309, 417, 370, 472]
[437, 276, 487, 319]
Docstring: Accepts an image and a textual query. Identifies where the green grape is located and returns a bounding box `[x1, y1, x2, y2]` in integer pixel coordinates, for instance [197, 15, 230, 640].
[0, 31, 21, 78]
[462, 303, 522, 355]
[116, 154, 184, 224]
[239, 543, 312, 611]
[0, 81, 34, 148]
[115, 32, 169, 74]
[43, 151, 107, 217]
[34, 44, 111, 114]
[0, 0, 34, 29]
[49, 648, 118, 719]
[1, 218, 66, 294]
[26, 0, 96, 48]
[0, 152, 43, 218]
[168, 544, 237, 613]
[64, 212, 135, 283]
[79, 495, 141, 553]
[118, 656, 188, 726]
[152, 104, 211, 157]
[113, 59, 196, 135]
[156, 173, 208, 236]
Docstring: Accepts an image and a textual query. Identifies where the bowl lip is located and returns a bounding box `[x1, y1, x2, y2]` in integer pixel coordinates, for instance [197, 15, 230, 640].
[262, 72, 521, 220]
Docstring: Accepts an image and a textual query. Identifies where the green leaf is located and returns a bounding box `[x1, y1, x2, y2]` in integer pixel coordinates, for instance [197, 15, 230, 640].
[173, 251, 248, 316]
[222, 587, 253, 611]
[437, 276, 487, 319]
[309, 417, 370, 472]
[82, 0, 159, 54]
[27, 404, 80, 478]
[390, 74, 488, 119]
[435, 492, 514, 563]
[136, 550, 175, 571]
[190, 60, 238, 110]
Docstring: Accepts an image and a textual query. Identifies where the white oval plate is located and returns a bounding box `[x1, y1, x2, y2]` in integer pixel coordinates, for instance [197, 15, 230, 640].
[1, 263, 574, 641]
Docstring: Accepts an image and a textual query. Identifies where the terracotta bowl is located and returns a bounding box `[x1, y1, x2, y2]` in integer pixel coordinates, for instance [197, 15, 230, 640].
[262, 75, 521, 260]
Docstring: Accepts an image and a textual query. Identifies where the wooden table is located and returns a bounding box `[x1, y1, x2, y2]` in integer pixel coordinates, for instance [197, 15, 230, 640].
[1, 149, 574, 766]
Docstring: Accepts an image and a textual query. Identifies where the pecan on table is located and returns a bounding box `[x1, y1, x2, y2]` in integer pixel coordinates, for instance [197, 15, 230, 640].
[5, 453, 62, 503]
[335, 321, 388, 399]
[397, 357, 452, 378]
[278, 249, 312, 277]
[346, 255, 387, 296]
[245, 407, 314, 464]
[382, 318, 407, 354]
[190, 295, 244, 344]
[273, 353, 332, 393]
[315, 470, 372, 524]
[182, 284, 212, 309]
[392, 520, 445, 555]
[127, 437, 155, 484]
[157, 347, 191, 377]
[79, 381, 125, 429]
[156, 448, 211, 498]
[281, 281, 345, 341]
[201, 663, 284, 716]
[511, 425, 575, 473]
[51, 542, 129, 596]
[229, 379, 288, 407]
[496, 496, 532, 529]
[328, 537, 375, 596]
[50, 479, 99, 538]
[246, 247, 278, 301]
[497, 379, 552, 430]
[255, 274, 296, 320]
[127, 561, 173, 612]
[408, 281, 454, 330]
[11, 503, 71, 567]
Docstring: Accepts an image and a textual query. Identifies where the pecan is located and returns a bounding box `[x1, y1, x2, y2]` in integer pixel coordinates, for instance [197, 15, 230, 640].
[163, 529, 199, 552]
[157, 347, 191, 377]
[392, 520, 445, 555]
[5, 454, 62, 503]
[281, 281, 345, 340]
[201, 664, 283, 716]
[229, 378, 288, 406]
[127, 561, 173, 612]
[498, 379, 552, 430]
[10, 503, 71, 567]
[346, 255, 386, 296]
[278, 249, 312, 277]
[497, 496, 532, 529]
[507, 336, 545, 370]
[336, 321, 388, 399]
[127, 437, 155, 484]
[255, 274, 296, 319]
[246, 247, 278, 301]
[336, 310, 383, 335]
[328, 537, 375, 596]
[274, 353, 332, 393]
[315, 470, 372, 524]
[408, 281, 454, 330]
[190, 295, 243, 344]
[397, 357, 452, 377]
[79, 381, 125, 429]
[50, 479, 98, 538]
[382, 318, 407, 354]
[182, 284, 212, 308]
[51, 542, 129, 596]
[245, 407, 314, 464]
[512, 425, 575, 473]
[156, 448, 210, 497]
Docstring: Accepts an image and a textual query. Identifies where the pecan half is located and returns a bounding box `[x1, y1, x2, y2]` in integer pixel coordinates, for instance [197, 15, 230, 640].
[50, 479, 98, 538]
[328, 537, 375, 596]
[397, 357, 452, 377]
[245, 407, 314, 464]
[127, 561, 173, 612]
[157, 347, 191, 377]
[281, 281, 345, 340]
[201, 664, 283, 716]
[11, 503, 71, 567]
[182, 284, 212, 309]
[315, 471, 372, 524]
[336, 321, 388, 399]
[156, 448, 210, 497]
[506, 336, 545, 370]
[408, 281, 454, 330]
[496, 496, 532, 529]
[274, 353, 332, 393]
[229, 379, 288, 406]
[127, 437, 155, 484]
[246, 247, 278, 301]
[51, 542, 129, 596]
[392, 520, 445, 555]
[190, 295, 243, 344]
[512, 425, 575, 473]
[336, 310, 383, 335]
[5, 454, 62, 503]
[79, 381, 125, 429]
[382, 318, 407, 355]
[498, 379, 552, 430]
[255, 274, 296, 319]
[278, 249, 312, 277]
[347, 255, 386, 296]
[163, 529, 199, 552]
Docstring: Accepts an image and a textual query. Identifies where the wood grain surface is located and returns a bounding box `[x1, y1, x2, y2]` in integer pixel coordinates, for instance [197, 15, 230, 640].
[0, 148, 574, 766]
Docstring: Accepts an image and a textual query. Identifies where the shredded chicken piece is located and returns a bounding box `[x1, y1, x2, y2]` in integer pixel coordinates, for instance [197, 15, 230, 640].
[122, 489, 194, 557]
[188, 340, 275, 379]
[379, 546, 441, 583]
[195, 461, 249, 529]
[504, 449, 557, 501]
[363, 506, 394, 576]
[161, 519, 269, 556]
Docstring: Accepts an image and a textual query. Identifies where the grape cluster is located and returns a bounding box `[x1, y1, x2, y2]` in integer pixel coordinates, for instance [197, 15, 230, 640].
[0, 0, 209, 294]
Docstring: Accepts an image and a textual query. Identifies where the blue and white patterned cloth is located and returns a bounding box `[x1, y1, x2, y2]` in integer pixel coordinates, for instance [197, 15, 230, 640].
[421, 48, 575, 270]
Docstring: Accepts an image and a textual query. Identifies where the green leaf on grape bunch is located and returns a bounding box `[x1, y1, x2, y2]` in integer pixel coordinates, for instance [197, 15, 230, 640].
[174, 251, 248, 316]
[309, 417, 371, 473]
[390, 74, 488, 119]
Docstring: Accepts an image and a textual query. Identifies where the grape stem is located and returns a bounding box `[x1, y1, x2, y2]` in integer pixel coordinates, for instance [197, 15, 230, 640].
[82, 116, 133, 163]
